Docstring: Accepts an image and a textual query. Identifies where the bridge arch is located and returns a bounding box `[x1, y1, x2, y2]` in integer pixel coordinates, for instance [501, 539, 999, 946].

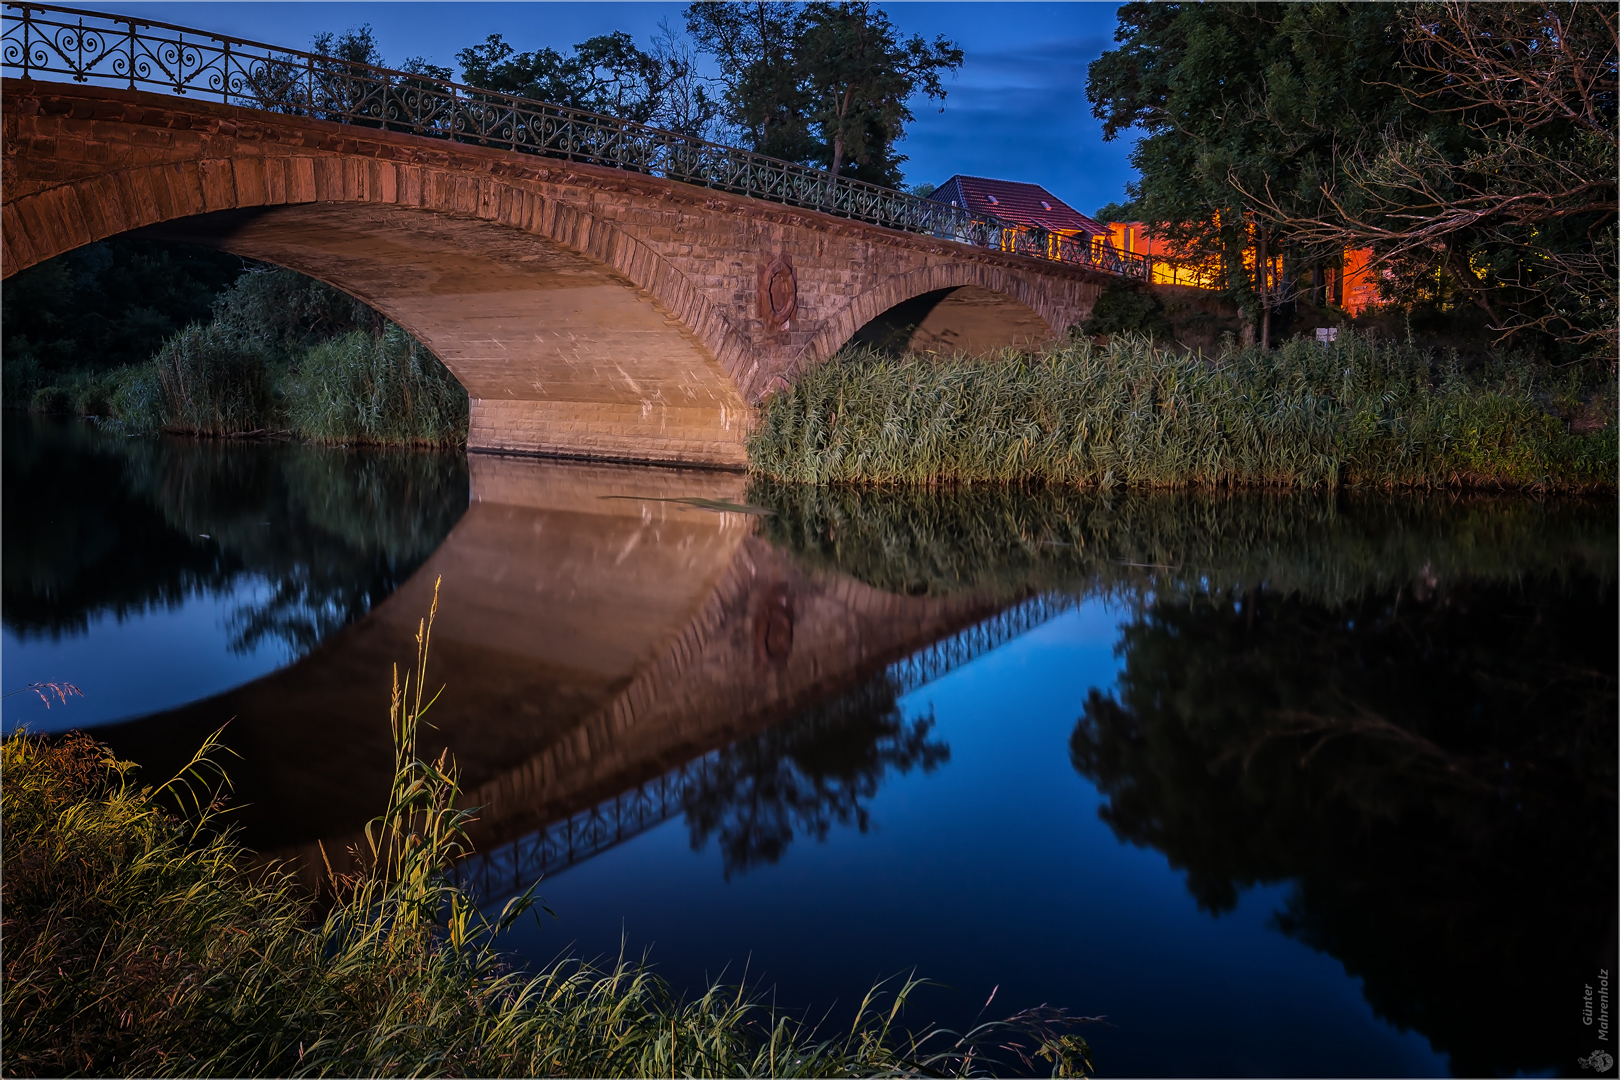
[5, 151, 751, 466]
[801, 262, 1070, 370]
[6, 80, 1114, 464]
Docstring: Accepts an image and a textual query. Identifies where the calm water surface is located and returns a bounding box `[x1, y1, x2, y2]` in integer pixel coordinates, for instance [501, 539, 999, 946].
[4, 414, 1615, 1078]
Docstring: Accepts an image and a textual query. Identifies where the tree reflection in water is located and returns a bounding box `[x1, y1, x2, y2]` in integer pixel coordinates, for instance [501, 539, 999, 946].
[1070, 573, 1617, 1077]
[682, 673, 949, 879]
[3, 415, 467, 657]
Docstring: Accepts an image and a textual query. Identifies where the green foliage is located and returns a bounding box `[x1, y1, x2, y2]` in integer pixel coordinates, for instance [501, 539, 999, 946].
[153, 323, 278, 437]
[1080, 281, 1171, 339]
[0, 239, 248, 383]
[0, 598, 1096, 1078]
[796, 3, 963, 186]
[1090, 202, 1134, 225]
[458, 25, 718, 136]
[749, 336, 1617, 491]
[210, 265, 383, 361]
[686, 1, 820, 163]
[685, 2, 961, 187]
[283, 326, 469, 448]
[67, 267, 470, 447]
[1086, 2, 1618, 360]
[108, 363, 169, 433]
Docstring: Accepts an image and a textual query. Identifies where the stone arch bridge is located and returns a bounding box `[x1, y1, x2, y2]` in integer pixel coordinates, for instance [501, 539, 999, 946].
[2, 12, 1134, 467]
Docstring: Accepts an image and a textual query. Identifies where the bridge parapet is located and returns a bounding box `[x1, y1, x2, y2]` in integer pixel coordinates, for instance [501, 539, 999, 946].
[1, 2, 1147, 280]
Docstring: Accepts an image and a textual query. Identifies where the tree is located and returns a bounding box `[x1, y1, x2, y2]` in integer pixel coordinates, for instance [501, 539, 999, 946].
[1236, 2, 1618, 360]
[1, 240, 248, 382]
[1087, 3, 1422, 348]
[685, 1, 820, 162]
[686, 2, 961, 187]
[457, 26, 717, 134]
[796, 2, 962, 187]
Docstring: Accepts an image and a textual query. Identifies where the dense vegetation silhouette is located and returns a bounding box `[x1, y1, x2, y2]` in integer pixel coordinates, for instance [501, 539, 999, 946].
[682, 673, 949, 879]
[3, 416, 468, 657]
[1070, 573, 1617, 1076]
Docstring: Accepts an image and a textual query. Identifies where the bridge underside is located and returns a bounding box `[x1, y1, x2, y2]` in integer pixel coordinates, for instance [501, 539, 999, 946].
[850, 285, 1055, 356]
[142, 205, 751, 468]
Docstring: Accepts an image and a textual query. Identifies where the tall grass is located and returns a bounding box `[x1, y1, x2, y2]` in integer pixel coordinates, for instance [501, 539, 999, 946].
[751, 336, 1617, 491]
[153, 323, 279, 436]
[1, 587, 1094, 1078]
[283, 325, 469, 447]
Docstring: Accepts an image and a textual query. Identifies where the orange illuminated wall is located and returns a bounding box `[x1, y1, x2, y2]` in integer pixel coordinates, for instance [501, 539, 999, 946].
[1106, 222, 1224, 288]
[1108, 222, 1383, 313]
[1341, 248, 1380, 315]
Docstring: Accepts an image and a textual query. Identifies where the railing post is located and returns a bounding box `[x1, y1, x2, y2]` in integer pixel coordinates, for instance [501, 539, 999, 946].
[124, 15, 136, 89]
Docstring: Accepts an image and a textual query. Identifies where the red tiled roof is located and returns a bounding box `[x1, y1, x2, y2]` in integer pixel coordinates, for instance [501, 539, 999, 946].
[926, 175, 1108, 236]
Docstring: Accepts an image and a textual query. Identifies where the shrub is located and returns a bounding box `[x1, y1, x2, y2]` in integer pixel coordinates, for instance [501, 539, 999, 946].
[211, 266, 383, 360]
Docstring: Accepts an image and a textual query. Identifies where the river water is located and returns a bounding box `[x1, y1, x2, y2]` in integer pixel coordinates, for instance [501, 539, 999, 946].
[4, 413, 1615, 1077]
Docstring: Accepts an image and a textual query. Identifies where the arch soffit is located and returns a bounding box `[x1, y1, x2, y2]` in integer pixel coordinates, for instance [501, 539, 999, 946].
[2, 154, 746, 390]
[797, 262, 1063, 372]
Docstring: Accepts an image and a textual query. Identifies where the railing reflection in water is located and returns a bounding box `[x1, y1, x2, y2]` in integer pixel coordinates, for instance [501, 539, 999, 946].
[457, 593, 1074, 903]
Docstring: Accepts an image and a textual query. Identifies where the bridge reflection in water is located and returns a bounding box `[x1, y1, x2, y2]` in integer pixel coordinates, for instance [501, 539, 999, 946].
[97, 455, 1033, 890]
[459, 593, 1070, 902]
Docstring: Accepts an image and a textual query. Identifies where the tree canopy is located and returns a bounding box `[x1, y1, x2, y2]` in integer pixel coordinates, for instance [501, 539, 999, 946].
[1087, 1, 1617, 361]
[456, 24, 718, 135]
[686, 2, 961, 188]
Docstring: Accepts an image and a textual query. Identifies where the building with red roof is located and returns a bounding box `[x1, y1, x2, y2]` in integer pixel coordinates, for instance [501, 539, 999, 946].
[926, 175, 1110, 238]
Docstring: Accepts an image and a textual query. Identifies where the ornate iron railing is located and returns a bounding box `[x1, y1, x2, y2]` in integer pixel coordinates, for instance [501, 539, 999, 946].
[2, 3, 1148, 280]
[455, 592, 1076, 903]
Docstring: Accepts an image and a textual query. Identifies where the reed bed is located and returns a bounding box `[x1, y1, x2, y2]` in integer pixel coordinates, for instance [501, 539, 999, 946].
[19, 267, 471, 448]
[153, 323, 279, 437]
[90, 324, 468, 447]
[750, 336, 1617, 491]
[750, 480, 1617, 607]
[283, 326, 469, 447]
[1, 589, 1094, 1078]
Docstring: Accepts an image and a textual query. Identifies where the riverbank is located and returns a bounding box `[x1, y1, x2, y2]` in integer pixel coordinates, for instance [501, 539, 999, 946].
[750, 336, 1617, 491]
[8, 267, 468, 449]
[0, 613, 1093, 1078]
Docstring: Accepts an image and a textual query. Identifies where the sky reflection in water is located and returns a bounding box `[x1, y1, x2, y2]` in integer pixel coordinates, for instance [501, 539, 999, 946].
[4, 578, 291, 731]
